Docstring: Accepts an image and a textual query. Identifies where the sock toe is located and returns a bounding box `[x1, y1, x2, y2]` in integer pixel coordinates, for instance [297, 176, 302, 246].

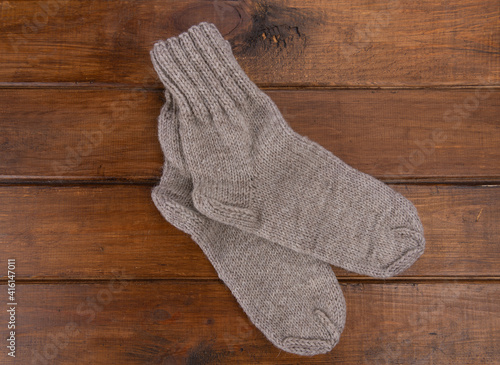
[383, 227, 425, 277]
[366, 226, 425, 278]
[282, 337, 334, 356]
[281, 309, 343, 356]
[368, 192, 425, 278]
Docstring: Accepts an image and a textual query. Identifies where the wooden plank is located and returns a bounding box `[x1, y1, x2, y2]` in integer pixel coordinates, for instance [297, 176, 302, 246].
[0, 282, 497, 364]
[1, 89, 499, 182]
[0, 185, 498, 280]
[0, 0, 498, 87]
[0, 89, 163, 182]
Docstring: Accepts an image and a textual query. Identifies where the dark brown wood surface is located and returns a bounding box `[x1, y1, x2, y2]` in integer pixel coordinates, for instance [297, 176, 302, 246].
[0, 0, 498, 87]
[0, 282, 498, 364]
[0, 185, 498, 280]
[0, 0, 499, 363]
[0, 89, 498, 182]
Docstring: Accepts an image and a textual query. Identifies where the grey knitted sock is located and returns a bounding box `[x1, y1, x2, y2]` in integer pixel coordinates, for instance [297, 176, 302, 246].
[150, 94, 346, 356]
[151, 22, 425, 279]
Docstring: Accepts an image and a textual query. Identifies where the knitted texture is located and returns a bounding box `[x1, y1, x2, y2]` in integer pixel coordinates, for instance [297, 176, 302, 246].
[151, 22, 425, 279]
[150, 90, 346, 355]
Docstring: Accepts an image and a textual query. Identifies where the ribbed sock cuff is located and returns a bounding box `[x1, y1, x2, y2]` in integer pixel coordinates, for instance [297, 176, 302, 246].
[150, 22, 260, 118]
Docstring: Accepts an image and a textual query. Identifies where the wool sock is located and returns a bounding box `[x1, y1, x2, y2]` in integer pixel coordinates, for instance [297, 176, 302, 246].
[149, 93, 346, 356]
[151, 22, 425, 279]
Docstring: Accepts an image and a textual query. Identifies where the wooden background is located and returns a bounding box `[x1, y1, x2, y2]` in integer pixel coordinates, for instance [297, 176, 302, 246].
[0, 0, 499, 363]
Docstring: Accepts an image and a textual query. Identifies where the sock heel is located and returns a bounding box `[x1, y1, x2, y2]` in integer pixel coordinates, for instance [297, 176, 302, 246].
[192, 190, 260, 229]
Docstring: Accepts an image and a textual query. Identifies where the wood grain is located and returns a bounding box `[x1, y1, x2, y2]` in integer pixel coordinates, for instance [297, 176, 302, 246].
[0, 1, 498, 363]
[0, 0, 498, 87]
[1, 89, 498, 182]
[0, 282, 497, 364]
[0, 185, 498, 280]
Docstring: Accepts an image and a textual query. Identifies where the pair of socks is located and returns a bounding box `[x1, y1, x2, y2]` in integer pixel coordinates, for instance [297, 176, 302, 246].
[150, 22, 425, 356]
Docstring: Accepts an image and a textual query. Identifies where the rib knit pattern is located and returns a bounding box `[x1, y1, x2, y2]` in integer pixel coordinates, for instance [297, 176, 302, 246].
[151, 22, 425, 279]
[150, 85, 346, 356]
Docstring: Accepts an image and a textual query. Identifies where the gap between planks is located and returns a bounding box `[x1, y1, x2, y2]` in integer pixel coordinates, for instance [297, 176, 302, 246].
[2, 277, 500, 285]
[1, 180, 500, 186]
[0, 82, 498, 91]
